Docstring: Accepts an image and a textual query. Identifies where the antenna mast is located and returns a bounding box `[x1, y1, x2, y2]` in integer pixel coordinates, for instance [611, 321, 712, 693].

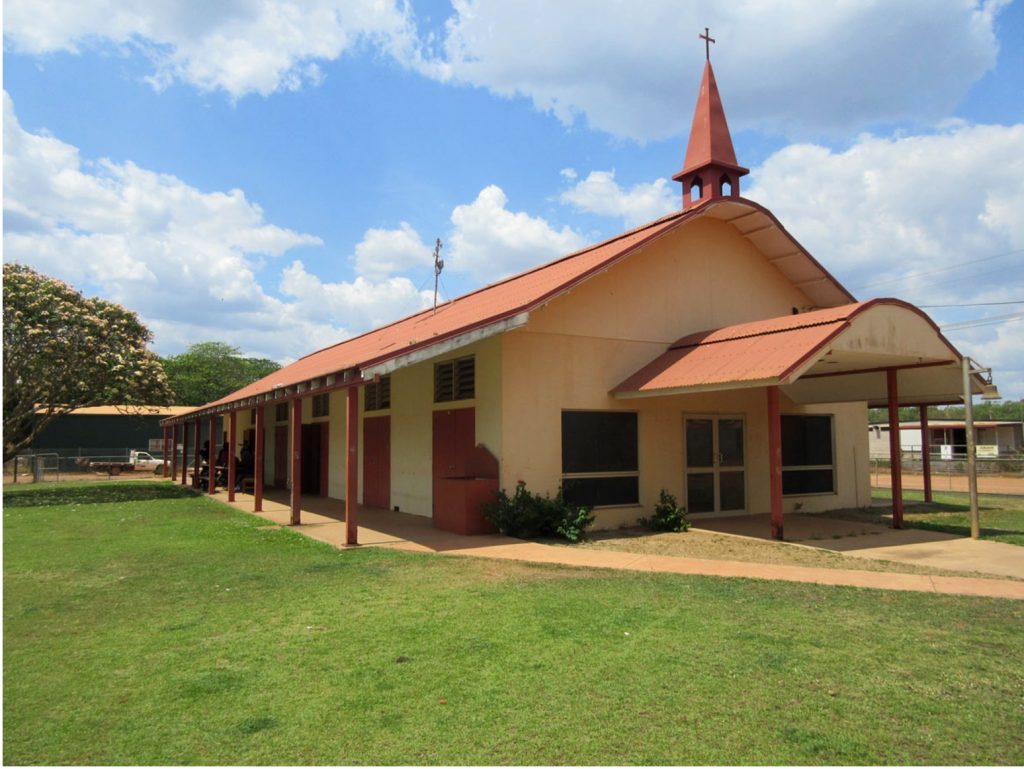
[432, 238, 444, 313]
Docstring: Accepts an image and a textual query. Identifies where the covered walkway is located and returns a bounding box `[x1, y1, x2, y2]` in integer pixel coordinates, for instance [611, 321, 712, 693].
[211, 489, 1024, 600]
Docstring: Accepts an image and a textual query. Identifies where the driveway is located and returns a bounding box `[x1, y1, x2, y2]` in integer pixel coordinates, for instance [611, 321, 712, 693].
[695, 513, 1024, 580]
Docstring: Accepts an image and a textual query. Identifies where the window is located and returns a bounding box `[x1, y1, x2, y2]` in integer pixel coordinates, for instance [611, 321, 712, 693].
[312, 393, 330, 418]
[275, 403, 288, 422]
[365, 376, 391, 411]
[561, 411, 639, 508]
[781, 415, 835, 495]
[434, 356, 475, 402]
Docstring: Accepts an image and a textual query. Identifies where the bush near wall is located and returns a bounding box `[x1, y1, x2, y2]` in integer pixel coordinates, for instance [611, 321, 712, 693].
[483, 482, 594, 542]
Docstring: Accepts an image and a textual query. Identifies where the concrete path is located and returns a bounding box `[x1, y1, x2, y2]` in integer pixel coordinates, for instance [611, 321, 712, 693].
[213, 492, 1024, 601]
[695, 512, 1024, 580]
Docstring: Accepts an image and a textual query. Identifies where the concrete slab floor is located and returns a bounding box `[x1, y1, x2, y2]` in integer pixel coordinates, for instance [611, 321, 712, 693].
[695, 512, 1024, 580]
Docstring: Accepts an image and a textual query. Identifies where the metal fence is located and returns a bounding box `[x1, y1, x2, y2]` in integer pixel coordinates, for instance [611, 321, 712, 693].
[870, 444, 1023, 472]
[3, 447, 182, 483]
[870, 450, 1024, 496]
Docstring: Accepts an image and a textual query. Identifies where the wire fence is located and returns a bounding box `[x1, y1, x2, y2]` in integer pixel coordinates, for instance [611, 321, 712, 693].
[870, 449, 1024, 496]
[3, 447, 184, 483]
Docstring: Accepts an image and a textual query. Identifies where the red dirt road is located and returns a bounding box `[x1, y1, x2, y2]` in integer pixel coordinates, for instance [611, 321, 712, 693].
[873, 472, 1024, 496]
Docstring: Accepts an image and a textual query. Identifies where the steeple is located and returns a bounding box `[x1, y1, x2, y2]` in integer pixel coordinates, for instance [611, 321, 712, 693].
[674, 30, 748, 210]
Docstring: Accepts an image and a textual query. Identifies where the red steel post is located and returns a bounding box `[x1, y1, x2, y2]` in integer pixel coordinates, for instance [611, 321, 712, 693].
[345, 384, 360, 545]
[171, 423, 179, 482]
[193, 419, 201, 488]
[767, 385, 784, 540]
[180, 422, 189, 485]
[290, 397, 302, 525]
[887, 369, 904, 528]
[227, 410, 237, 502]
[208, 415, 217, 495]
[919, 405, 932, 503]
[254, 405, 264, 512]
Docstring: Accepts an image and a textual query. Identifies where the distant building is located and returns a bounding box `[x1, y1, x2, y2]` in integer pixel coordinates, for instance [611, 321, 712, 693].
[30, 405, 195, 454]
[869, 420, 1024, 459]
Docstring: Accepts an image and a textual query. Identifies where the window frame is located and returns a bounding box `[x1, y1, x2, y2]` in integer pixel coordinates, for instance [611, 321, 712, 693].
[560, 410, 640, 509]
[365, 375, 391, 412]
[434, 355, 475, 403]
[275, 403, 288, 423]
[311, 393, 330, 419]
[781, 414, 836, 497]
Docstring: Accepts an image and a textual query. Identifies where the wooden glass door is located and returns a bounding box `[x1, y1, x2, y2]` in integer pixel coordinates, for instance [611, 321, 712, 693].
[684, 416, 745, 514]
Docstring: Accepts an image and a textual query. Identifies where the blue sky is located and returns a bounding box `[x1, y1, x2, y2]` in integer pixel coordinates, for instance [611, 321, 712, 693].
[4, 0, 1023, 398]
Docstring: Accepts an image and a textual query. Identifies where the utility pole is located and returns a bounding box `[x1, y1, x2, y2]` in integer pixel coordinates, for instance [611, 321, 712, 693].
[432, 238, 444, 314]
[962, 356, 980, 539]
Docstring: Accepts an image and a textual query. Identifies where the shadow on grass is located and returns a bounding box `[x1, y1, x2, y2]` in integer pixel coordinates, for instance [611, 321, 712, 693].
[4, 481, 200, 508]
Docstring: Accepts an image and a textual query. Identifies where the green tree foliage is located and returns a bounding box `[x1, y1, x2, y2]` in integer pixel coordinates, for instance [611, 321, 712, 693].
[161, 342, 281, 406]
[3, 263, 173, 461]
[868, 401, 1024, 424]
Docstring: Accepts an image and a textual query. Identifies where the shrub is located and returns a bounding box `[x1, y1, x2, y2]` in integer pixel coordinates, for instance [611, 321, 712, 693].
[638, 489, 689, 532]
[483, 482, 594, 542]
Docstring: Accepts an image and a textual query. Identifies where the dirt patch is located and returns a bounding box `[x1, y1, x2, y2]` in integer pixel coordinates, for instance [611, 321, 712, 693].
[579, 527, 1013, 580]
[256, 525, 282, 531]
[874, 473, 1024, 495]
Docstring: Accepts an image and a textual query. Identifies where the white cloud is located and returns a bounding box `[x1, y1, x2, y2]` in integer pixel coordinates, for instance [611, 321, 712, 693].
[435, 0, 1005, 141]
[353, 221, 431, 281]
[1, 90, 435, 361]
[5, 2, 1007, 140]
[447, 185, 586, 282]
[3, 0, 423, 99]
[560, 169, 676, 227]
[745, 121, 1024, 398]
[280, 260, 431, 331]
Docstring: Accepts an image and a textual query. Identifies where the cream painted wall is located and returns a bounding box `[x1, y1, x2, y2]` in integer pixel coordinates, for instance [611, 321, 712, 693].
[500, 217, 868, 529]
[386, 334, 503, 517]
[526, 218, 815, 343]
[326, 389, 347, 500]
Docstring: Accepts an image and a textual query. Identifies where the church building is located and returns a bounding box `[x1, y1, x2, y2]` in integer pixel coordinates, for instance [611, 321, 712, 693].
[162, 47, 991, 542]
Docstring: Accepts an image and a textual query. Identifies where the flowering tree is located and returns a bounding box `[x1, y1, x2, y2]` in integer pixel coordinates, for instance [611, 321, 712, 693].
[3, 263, 174, 461]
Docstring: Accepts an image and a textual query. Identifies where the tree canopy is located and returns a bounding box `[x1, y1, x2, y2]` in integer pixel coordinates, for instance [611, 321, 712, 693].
[161, 342, 281, 406]
[3, 263, 173, 461]
[868, 401, 1024, 424]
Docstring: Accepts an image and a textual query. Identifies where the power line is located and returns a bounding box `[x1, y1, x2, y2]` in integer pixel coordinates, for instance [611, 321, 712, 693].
[940, 312, 1024, 331]
[920, 300, 1024, 308]
[850, 247, 1024, 291]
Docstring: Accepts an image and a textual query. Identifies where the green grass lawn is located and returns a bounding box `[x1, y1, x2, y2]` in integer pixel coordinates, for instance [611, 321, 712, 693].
[5, 481, 1024, 765]
[872, 488, 1024, 545]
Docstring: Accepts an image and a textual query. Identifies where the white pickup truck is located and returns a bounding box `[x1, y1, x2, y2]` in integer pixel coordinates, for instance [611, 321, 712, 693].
[77, 450, 166, 475]
[130, 450, 166, 473]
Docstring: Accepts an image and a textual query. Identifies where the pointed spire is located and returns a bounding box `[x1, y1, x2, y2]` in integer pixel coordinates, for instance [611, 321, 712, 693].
[674, 36, 748, 210]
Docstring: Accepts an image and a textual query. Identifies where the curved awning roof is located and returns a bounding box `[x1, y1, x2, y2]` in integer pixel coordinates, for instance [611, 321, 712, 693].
[613, 299, 990, 407]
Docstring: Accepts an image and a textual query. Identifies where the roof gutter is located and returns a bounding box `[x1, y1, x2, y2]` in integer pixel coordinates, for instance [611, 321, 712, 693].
[361, 312, 530, 379]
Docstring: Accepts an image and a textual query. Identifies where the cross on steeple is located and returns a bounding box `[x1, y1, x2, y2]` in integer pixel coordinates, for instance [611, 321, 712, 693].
[699, 27, 715, 61]
[673, 29, 748, 210]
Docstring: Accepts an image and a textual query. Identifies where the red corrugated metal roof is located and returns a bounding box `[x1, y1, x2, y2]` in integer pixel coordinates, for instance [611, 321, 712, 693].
[163, 197, 865, 424]
[613, 299, 968, 397]
[614, 309, 857, 395]
[199, 211, 689, 411]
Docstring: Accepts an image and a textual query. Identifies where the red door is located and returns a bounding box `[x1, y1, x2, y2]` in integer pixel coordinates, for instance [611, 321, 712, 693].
[363, 415, 391, 509]
[274, 425, 288, 488]
[432, 408, 475, 515]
